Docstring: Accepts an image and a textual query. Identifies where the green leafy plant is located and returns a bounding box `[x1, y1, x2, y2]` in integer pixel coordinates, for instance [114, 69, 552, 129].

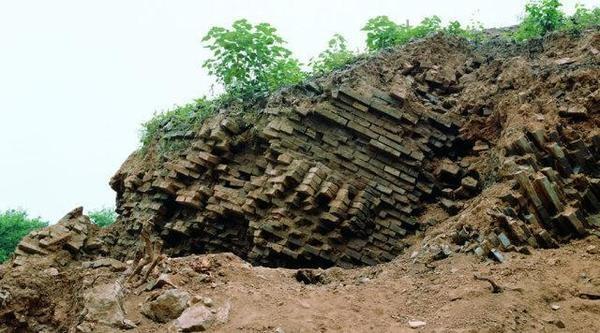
[362, 15, 451, 52]
[564, 4, 600, 31]
[362, 16, 401, 51]
[409, 16, 443, 41]
[88, 207, 117, 228]
[0, 209, 48, 263]
[445, 20, 485, 42]
[140, 97, 217, 154]
[514, 0, 566, 41]
[202, 19, 305, 98]
[310, 34, 356, 75]
[513, 1, 599, 41]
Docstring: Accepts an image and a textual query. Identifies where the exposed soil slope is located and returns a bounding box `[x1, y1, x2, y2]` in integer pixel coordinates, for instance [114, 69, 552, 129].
[0, 28, 599, 333]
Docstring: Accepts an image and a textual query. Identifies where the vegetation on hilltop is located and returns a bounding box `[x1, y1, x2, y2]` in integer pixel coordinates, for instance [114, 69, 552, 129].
[515, 0, 600, 41]
[88, 207, 117, 228]
[139, 0, 600, 154]
[139, 97, 219, 155]
[362, 15, 484, 52]
[310, 34, 357, 75]
[202, 19, 306, 99]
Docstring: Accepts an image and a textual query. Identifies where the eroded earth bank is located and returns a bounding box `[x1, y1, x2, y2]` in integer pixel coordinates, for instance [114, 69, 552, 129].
[1, 29, 599, 332]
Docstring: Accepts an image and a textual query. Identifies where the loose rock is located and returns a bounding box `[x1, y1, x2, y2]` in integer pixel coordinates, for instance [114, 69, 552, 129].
[141, 289, 190, 323]
[175, 301, 230, 332]
[81, 282, 132, 329]
[408, 319, 427, 329]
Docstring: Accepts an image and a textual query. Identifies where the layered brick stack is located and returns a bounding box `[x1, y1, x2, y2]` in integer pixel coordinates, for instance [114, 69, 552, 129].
[109, 73, 472, 268]
[13, 207, 105, 263]
[107, 31, 600, 267]
[467, 128, 600, 259]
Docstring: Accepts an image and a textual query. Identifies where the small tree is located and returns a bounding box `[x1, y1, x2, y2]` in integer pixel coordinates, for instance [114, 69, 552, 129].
[514, 0, 566, 41]
[362, 16, 400, 51]
[89, 207, 117, 228]
[202, 19, 305, 98]
[310, 34, 356, 75]
[409, 16, 443, 40]
[0, 209, 48, 263]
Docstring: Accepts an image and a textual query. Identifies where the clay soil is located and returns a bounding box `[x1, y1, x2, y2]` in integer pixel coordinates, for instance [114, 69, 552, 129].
[3, 234, 599, 332]
[147, 238, 600, 332]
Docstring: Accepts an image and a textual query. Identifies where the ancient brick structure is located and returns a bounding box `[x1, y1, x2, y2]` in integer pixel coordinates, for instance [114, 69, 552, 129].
[109, 59, 480, 268]
[107, 33, 599, 268]
[467, 128, 600, 259]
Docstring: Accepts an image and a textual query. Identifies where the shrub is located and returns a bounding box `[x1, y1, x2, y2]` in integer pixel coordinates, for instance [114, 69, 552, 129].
[409, 16, 443, 41]
[362, 16, 401, 51]
[513, 1, 599, 41]
[140, 19, 307, 153]
[445, 20, 485, 42]
[0, 209, 48, 263]
[88, 207, 117, 228]
[310, 34, 356, 75]
[363, 15, 462, 52]
[140, 97, 217, 154]
[202, 19, 305, 98]
[514, 0, 566, 41]
[564, 4, 600, 31]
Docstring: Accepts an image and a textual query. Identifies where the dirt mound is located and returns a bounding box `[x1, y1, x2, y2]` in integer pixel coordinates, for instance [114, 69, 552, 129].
[0, 29, 599, 332]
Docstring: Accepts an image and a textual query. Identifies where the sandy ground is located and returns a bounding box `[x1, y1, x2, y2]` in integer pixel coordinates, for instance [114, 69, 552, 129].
[118, 235, 599, 333]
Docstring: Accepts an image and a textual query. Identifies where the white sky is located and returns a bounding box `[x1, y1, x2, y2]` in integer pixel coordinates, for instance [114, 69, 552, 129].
[0, 0, 596, 222]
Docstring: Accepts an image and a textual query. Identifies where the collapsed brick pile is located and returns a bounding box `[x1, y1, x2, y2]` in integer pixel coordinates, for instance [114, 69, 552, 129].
[108, 37, 488, 268]
[107, 30, 599, 269]
[13, 207, 105, 262]
[463, 127, 600, 260]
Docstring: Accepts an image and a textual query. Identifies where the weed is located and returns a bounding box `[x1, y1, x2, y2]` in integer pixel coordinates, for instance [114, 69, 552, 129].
[362, 15, 483, 52]
[140, 97, 217, 154]
[310, 34, 356, 75]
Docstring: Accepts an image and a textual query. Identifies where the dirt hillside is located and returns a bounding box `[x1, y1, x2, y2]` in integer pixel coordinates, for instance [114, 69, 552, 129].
[0, 28, 599, 333]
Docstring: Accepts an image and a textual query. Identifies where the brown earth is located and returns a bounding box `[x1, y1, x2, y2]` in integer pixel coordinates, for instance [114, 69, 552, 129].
[0, 28, 599, 332]
[1, 220, 599, 332]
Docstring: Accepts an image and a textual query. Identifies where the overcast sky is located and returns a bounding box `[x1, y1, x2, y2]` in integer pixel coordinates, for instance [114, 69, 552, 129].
[0, 0, 596, 222]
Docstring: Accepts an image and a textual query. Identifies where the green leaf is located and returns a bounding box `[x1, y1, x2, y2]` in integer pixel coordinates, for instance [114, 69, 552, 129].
[200, 19, 305, 97]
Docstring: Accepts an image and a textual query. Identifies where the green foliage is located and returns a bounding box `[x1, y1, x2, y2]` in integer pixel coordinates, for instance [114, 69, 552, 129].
[409, 16, 443, 41]
[310, 34, 356, 75]
[445, 20, 485, 42]
[88, 207, 117, 228]
[139, 2, 599, 151]
[514, 0, 566, 41]
[513, 1, 599, 41]
[564, 4, 600, 31]
[0, 209, 48, 263]
[202, 19, 305, 98]
[362, 15, 481, 52]
[140, 97, 217, 154]
[362, 16, 401, 51]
